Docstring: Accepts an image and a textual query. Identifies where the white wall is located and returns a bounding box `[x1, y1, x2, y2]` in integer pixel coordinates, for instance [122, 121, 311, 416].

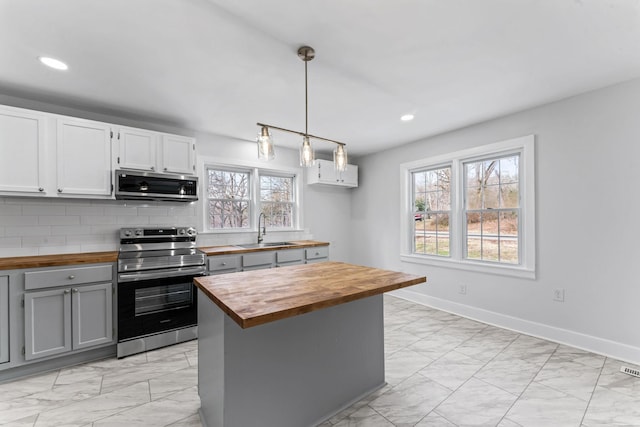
[351, 78, 640, 364]
[0, 95, 355, 262]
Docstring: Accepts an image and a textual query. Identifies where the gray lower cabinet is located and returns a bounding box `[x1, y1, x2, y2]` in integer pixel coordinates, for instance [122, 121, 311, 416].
[24, 276, 113, 361]
[0, 276, 9, 364]
[207, 246, 329, 275]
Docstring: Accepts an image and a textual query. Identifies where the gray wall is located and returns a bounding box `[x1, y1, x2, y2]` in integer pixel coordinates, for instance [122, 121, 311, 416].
[351, 78, 640, 363]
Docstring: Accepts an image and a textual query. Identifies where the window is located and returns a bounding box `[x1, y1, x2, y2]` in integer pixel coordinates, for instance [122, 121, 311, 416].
[205, 164, 299, 232]
[400, 135, 535, 278]
[207, 169, 250, 229]
[260, 174, 294, 228]
[412, 166, 451, 256]
[464, 155, 519, 263]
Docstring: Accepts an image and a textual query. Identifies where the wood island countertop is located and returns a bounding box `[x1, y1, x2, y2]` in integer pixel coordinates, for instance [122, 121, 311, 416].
[194, 261, 426, 329]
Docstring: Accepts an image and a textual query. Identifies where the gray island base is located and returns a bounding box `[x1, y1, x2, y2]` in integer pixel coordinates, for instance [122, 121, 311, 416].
[197, 293, 384, 427]
[194, 261, 426, 427]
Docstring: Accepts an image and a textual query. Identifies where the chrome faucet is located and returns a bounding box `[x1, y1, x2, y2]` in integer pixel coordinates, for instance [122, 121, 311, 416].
[257, 212, 266, 243]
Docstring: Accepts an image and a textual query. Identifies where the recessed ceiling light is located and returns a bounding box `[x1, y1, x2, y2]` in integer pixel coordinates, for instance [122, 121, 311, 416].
[38, 56, 69, 71]
[400, 114, 414, 122]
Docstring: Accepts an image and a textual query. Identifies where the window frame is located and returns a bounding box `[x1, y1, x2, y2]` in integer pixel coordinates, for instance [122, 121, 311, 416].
[411, 165, 452, 257]
[202, 159, 303, 234]
[400, 135, 535, 279]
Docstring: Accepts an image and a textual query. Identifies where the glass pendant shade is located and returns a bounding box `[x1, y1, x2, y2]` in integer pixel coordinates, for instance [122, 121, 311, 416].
[257, 127, 275, 160]
[334, 144, 348, 172]
[300, 136, 315, 167]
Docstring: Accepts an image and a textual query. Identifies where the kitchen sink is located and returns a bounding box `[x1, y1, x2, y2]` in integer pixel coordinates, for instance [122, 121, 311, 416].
[237, 242, 297, 249]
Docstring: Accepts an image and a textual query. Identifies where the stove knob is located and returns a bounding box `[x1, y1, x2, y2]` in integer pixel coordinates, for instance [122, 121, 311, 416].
[178, 229, 186, 235]
[187, 227, 196, 236]
[124, 230, 132, 237]
[135, 229, 143, 236]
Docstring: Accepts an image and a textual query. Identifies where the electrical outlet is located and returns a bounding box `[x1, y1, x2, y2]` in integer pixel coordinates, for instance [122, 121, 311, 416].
[553, 288, 565, 302]
[459, 284, 467, 295]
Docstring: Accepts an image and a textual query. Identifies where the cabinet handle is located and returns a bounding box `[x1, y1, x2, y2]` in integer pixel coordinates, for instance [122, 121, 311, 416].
[150, 166, 155, 171]
[72, 288, 79, 293]
[68, 275, 75, 280]
[64, 289, 70, 294]
[221, 262, 227, 266]
[163, 167, 168, 171]
[38, 187, 44, 192]
[57, 188, 63, 193]
[315, 252, 320, 256]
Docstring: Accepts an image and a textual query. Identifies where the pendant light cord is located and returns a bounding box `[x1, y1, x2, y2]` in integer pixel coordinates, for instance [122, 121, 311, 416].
[304, 56, 308, 136]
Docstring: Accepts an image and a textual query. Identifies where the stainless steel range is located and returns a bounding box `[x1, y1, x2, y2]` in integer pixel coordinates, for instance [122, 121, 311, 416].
[116, 226, 206, 358]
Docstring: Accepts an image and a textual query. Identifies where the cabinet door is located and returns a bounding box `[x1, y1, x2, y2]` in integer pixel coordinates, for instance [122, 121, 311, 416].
[337, 164, 358, 187]
[161, 134, 195, 175]
[0, 106, 47, 194]
[317, 160, 338, 184]
[24, 288, 72, 360]
[0, 276, 8, 364]
[72, 282, 113, 350]
[56, 118, 112, 196]
[117, 127, 158, 172]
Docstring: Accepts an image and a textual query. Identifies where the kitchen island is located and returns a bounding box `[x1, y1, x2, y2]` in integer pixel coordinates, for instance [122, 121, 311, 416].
[194, 261, 426, 427]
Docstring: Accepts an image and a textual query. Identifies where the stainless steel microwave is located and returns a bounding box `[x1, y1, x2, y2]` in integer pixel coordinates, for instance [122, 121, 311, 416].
[114, 170, 198, 202]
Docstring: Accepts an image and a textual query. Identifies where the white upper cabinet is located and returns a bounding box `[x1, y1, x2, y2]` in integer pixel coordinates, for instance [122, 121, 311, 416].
[116, 127, 158, 172]
[0, 106, 47, 194]
[161, 134, 196, 174]
[307, 159, 358, 188]
[117, 128, 195, 175]
[56, 117, 112, 196]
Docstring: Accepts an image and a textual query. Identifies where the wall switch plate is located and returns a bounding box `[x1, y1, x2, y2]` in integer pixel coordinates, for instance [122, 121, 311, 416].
[459, 284, 467, 295]
[553, 288, 565, 302]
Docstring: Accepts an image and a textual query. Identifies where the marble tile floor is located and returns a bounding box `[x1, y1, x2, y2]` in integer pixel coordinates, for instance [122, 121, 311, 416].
[1, 295, 639, 427]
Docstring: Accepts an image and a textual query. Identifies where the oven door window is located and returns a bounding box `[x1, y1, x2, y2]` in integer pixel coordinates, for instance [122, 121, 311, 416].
[134, 283, 192, 316]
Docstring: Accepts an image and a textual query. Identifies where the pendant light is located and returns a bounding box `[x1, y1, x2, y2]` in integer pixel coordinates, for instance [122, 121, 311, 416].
[257, 45, 347, 169]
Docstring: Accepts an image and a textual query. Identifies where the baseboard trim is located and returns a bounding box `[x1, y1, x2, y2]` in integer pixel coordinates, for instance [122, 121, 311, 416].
[390, 289, 640, 366]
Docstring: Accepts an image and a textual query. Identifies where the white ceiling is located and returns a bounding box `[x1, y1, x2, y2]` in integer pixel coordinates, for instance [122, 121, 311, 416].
[1, 0, 639, 157]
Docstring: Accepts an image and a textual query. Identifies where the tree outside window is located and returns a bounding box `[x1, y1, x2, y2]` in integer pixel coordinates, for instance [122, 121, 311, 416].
[464, 155, 519, 263]
[412, 166, 451, 256]
[207, 169, 250, 229]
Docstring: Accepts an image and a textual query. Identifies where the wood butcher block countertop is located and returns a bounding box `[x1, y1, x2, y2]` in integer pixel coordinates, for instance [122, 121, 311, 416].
[194, 261, 426, 329]
[198, 240, 328, 256]
[0, 251, 118, 270]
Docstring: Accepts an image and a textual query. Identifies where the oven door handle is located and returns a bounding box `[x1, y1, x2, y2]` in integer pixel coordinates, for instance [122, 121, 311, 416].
[118, 266, 207, 283]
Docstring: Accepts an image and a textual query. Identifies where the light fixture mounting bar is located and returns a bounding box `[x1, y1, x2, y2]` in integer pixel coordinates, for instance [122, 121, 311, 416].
[256, 123, 345, 147]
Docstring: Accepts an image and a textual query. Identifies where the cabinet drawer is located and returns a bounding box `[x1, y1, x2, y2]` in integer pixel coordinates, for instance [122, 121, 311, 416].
[242, 252, 275, 268]
[305, 246, 329, 260]
[276, 249, 304, 264]
[24, 265, 113, 290]
[208, 255, 241, 272]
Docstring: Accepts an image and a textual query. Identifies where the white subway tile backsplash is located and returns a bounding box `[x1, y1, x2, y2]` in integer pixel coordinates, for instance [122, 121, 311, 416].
[0, 237, 21, 248]
[22, 205, 67, 216]
[50, 225, 93, 236]
[1, 215, 39, 226]
[0, 205, 22, 215]
[5, 226, 51, 237]
[0, 197, 201, 256]
[22, 236, 67, 247]
[137, 206, 169, 216]
[0, 247, 38, 257]
[81, 216, 118, 225]
[39, 216, 81, 226]
[66, 206, 105, 216]
[104, 206, 139, 216]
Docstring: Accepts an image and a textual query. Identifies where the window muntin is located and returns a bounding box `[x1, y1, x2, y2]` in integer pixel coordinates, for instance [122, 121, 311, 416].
[206, 168, 250, 229]
[412, 166, 451, 256]
[464, 155, 520, 264]
[260, 175, 294, 228]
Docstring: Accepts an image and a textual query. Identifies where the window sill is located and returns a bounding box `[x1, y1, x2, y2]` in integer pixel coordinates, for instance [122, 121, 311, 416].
[400, 254, 536, 280]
